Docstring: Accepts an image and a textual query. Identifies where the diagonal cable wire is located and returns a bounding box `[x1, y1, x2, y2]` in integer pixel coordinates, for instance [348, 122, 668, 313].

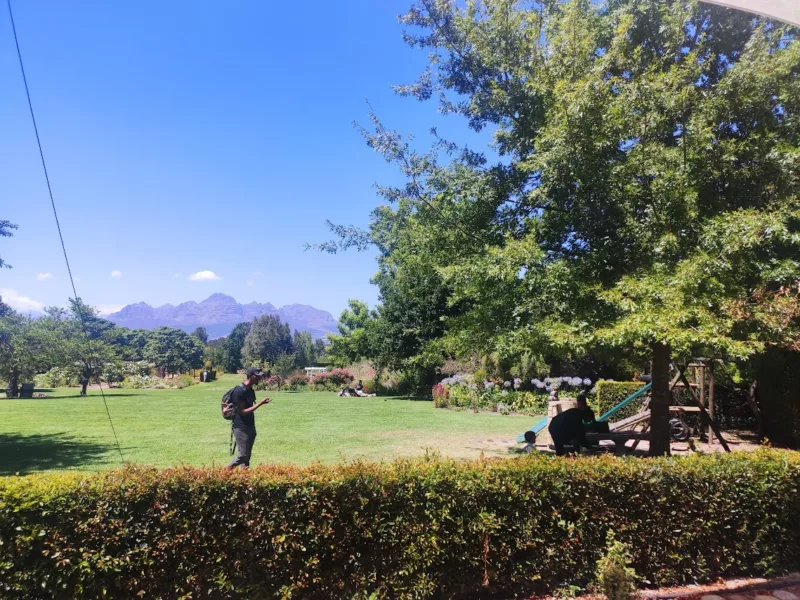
[6, 0, 124, 463]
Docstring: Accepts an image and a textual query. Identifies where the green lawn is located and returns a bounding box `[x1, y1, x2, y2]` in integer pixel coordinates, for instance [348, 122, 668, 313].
[0, 374, 537, 475]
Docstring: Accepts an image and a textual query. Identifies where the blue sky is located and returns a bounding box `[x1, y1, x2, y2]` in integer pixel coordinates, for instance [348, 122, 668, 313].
[0, 0, 482, 318]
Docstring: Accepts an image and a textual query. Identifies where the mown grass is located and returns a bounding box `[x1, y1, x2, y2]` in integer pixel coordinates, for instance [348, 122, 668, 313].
[0, 374, 537, 474]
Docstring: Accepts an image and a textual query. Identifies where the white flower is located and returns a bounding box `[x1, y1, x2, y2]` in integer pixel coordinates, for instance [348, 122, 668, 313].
[503, 380, 512, 389]
[583, 378, 592, 386]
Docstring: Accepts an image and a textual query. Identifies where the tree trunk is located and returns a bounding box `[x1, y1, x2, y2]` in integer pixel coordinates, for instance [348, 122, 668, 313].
[80, 370, 89, 396]
[649, 342, 671, 456]
[6, 369, 19, 398]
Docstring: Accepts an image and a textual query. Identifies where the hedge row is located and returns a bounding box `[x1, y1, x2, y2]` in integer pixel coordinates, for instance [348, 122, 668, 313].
[2, 451, 799, 599]
[595, 381, 648, 421]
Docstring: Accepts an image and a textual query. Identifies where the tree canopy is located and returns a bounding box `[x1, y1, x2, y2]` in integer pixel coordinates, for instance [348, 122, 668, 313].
[318, 0, 800, 452]
[0, 220, 18, 270]
[242, 314, 293, 368]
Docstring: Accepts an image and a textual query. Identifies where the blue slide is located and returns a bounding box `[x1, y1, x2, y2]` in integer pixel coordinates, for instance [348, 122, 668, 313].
[516, 383, 651, 443]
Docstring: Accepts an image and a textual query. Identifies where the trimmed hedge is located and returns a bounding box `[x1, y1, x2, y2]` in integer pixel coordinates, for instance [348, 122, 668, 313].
[1, 451, 799, 599]
[596, 381, 648, 422]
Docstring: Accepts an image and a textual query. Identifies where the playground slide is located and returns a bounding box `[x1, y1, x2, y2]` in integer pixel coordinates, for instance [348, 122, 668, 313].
[516, 383, 652, 444]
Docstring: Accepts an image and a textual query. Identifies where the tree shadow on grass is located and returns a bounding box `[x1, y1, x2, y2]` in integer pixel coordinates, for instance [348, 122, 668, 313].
[0, 432, 129, 475]
[3, 392, 144, 401]
[382, 396, 432, 402]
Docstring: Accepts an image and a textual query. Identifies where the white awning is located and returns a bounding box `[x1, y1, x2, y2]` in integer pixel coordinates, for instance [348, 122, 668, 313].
[700, 0, 800, 27]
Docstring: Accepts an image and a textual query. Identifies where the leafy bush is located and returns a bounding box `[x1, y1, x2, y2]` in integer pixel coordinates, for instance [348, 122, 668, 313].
[102, 361, 124, 386]
[596, 531, 638, 600]
[122, 360, 152, 378]
[1, 451, 798, 599]
[256, 375, 283, 391]
[287, 371, 309, 390]
[595, 381, 647, 422]
[432, 383, 449, 408]
[435, 374, 548, 415]
[506, 391, 548, 415]
[173, 374, 195, 390]
[120, 374, 193, 390]
[121, 374, 162, 389]
[362, 378, 377, 395]
[34, 367, 76, 388]
[310, 368, 355, 391]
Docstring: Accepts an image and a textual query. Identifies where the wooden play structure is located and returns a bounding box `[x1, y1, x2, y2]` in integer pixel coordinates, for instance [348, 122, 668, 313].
[519, 360, 731, 454]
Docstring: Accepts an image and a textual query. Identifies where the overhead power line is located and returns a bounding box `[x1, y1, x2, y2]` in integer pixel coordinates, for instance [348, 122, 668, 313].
[6, 0, 124, 463]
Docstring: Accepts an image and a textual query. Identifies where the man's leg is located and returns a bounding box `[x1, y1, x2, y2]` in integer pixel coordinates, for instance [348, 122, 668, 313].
[552, 435, 565, 456]
[227, 428, 253, 469]
[243, 430, 257, 468]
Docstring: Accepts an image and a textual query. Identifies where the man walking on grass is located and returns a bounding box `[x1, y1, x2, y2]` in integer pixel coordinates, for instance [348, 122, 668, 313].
[227, 367, 271, 470]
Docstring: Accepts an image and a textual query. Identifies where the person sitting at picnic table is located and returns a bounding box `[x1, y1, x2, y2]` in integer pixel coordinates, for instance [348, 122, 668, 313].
[548, 393, 599, 456]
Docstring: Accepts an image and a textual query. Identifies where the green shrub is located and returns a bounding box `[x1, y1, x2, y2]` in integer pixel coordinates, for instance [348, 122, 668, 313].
[2, 451, 798, 599]
[596, 531, 638, 600]
[506, 391, 548, 415]
[595, 381, 647, 422]
[34, 367, 78, 388]
[174, 374, 195, 390]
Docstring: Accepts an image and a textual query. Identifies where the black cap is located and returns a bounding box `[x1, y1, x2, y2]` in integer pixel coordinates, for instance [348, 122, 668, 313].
[246, 367, 267, 379]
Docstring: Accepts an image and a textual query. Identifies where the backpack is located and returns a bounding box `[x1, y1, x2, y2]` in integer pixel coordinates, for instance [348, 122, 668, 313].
[221, 385, 242, 420]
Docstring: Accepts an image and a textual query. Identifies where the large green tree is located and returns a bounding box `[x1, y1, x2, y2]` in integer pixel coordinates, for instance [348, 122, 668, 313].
[0, 308, 50, 397]
[292, 330, 318, 369]
[35, 300, 117, 395]
[321, 0, 800, 453]
[242, 315, 293, 368]
[191, 326, 209, 344]
[221, 322, 252, 373]
[144, 327, 204, 376]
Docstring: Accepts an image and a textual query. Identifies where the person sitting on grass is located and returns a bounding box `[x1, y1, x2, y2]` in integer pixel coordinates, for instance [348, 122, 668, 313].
[548, 392, 597, 456]
[339, 380, 377, 397]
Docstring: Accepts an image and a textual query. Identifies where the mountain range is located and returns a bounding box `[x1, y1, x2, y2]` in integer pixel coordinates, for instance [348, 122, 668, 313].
[107, 294, 338, 340]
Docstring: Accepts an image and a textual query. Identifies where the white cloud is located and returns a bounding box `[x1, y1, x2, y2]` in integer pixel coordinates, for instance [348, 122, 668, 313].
[36, 272, 53, 281]
[252, 270, 264, 277]
[0, 288, 44, 313]
[110, 270, 122, 278]
[95, 303, 125, 316]
[189, 270, 222, 281]
[246, 280, 254, 287]
[173, 273, 182, 278]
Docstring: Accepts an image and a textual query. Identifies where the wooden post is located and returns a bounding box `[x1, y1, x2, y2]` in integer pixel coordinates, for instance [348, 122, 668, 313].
[747, 380, 764, 438]
[650, 342, 672, 456]
[708, 363, 715, 445]
[699, 364, 705, 408]
[677, 368, 730, 452]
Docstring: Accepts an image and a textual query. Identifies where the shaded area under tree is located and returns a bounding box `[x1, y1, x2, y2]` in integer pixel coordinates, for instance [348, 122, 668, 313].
[0, 432, 127, 475]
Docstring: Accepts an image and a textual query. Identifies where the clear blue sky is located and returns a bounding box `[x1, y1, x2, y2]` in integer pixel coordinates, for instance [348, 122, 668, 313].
[0, 0, 480, 318]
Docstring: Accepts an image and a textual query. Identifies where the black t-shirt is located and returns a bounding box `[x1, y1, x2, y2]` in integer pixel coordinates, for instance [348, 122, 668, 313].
[231, 384, 256, 430]
[548, 407, 594, 443]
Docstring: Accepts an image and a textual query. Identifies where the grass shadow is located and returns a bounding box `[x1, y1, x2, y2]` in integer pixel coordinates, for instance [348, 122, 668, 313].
[382, 396, 432, 402]
[0, 432, 129, 475]
[3, 393, 145, 401]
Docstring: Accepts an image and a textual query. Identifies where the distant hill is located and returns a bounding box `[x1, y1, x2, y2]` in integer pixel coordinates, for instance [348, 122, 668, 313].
[107, 293, 338, 339]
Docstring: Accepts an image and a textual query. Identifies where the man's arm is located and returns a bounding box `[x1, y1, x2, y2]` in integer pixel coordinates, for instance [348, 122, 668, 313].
[238, 396, 271, 414]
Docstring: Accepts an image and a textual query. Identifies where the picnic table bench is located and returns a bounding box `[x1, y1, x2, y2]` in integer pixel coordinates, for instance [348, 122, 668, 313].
[585, 431, 651, 455]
